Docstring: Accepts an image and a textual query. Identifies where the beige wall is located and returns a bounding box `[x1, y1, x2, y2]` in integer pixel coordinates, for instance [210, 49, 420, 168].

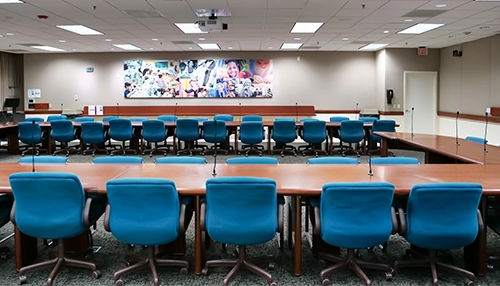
[23, 51, 377, 111]
[440, 35, 500, 115]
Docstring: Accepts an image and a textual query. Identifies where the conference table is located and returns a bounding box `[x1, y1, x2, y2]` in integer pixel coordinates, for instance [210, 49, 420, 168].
[375, 132, 500, 164]
[0, 123, 19, 154]
[0, 163, 497, 277]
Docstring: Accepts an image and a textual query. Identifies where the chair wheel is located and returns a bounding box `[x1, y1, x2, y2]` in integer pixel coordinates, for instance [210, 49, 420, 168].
[268, 262, 276, 270]
[180, 267, 188, 275]
[92, 270, 101, 279]
[19, 275, 27, 285]
[115, 279, 124, 286]
[201, 268, 209, 276]
[269, 282, 277, 286]
[487, 264, 495, 272]
[322, 278, 330, 286]
[465, 279, 475, 286]
[385, 272, 393, 281]
[318, 259, 326, 267]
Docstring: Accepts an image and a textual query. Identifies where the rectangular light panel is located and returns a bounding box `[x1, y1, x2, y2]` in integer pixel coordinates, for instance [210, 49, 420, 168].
[397, 23, 445, 35]
[359, 44, 388, 51]
[30, 46, 65, 52]
[175, 23, 208, 34]
[56, 25, 103, 35]
[290, 22, 324, 33]
[113, 44, 142, 51]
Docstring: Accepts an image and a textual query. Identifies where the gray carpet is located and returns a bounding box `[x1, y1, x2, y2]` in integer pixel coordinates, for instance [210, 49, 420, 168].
[1, 149, 500, 286]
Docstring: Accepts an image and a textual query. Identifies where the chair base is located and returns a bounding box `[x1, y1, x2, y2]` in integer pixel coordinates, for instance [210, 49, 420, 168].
[202, 245, 276, 286]
[19, 239, 100, 286]
[21, 146, 47, 157]
[110, 142, 137, 156]
[239, 145, 263, 156]
[82, 144, 108, 156]
[53, 143, 79, 157]
[340, 142, 361, 157]
[203, 143, 229, 155]
[114, 246, 188, 286]
[301, 143, 327, 157]
[319, 248, 394, 286]
[272, 144, 297, 157]
[143, 142, 169, 157]
[395, 249, 475, 286]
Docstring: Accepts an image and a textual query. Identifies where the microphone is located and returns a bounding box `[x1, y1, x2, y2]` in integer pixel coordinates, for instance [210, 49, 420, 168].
[356, 103, 359, 120]
[61, 103, 64, 111]
[174, 102, 178, 118]
[295, 102, 298, 122]
[367, 151, 373, 176]
[117, 102, 119, 116]
[484, 111, 488, 153]
[31, 120, 36, 172]
[212, 120, 217, 176]
[411, 107, 414, 137]
[239, 102, 242, 122]
[455, 111, 460, 147]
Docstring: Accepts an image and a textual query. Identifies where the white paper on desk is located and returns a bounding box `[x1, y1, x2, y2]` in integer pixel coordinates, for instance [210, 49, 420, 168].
[88, 105, 96, 115]
[96, 105, 103, 115]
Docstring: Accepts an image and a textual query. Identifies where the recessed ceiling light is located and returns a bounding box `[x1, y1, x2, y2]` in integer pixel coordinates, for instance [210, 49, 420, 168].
[149, 47, 154, 50]
[342, 38, 349, 41]
[290, 22, 323, 33]
[474, 0, 500, 2]
[59, 40, 66, 43]
[228, 46, 233, 50]
[0, 0, 24, 3]
[281, 43, 303, 50]
[198, 37, 205, 41]
[56, 25, 103, 35]
[383, 30, 389, 34]
[197, 43, 220, 50]
[30, 46, 65, 52]
[72, 49, 76, 51]
[175, 23, 208, 34]
[188, 47, 193, 50]
[105, 39, 112, 42]
[479, 26, 490, 30]
[398, 23, 445, 34]
[0, 35, 3, 37]
[268, 46, 273, 49]
[113, 44, 142, 51]
[152, 38, 158, 41]
[294, 37, 301, 40]
[110, 48, 115, 51]
[6, 32, 14, 36]
[435, 4, 447, 8]
[404, 19, 414, 22]
[359, 44, 388, 51]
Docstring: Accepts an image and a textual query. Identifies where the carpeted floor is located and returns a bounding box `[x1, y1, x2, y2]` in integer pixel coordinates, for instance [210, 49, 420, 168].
[1, 149, 500, 286]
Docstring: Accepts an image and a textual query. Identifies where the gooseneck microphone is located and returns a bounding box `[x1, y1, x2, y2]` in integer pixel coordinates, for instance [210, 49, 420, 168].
[117, 102, 120, 116]
[484, 111, 488, 153]
[295, 102, 298, 122]
[212, 120, 217, 176]
[368, 151, 373, 176]
[31, 120, 36, 172]
[455, 111, 460, 147]
[356, 103, 359, 120]
[411, 107, 415, 137]
[174, 102, 178, 118]
[61, 103, 64, 111]
[239, 102, 242, 122]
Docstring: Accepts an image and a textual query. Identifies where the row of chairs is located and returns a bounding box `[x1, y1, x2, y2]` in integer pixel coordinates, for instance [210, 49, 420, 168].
[5, 155, 484, 286]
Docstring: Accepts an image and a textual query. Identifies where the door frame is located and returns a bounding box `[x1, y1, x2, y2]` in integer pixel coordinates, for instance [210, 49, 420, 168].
[403, 71, 438, 134]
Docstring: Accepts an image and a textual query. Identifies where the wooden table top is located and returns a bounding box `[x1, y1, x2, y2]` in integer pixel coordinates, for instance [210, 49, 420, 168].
[1, 163, 500, 196]
[375, 132, 500, 164]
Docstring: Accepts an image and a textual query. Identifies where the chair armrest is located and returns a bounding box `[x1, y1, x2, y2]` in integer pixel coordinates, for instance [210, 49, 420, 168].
[103, 203, 111, 232]
[478, 209, 484, 234]
[278, 203, 284, 233]
[10, 201, 16, 225]
[178, 201, 188, 234]
[200, 201, 206, 231]
[397, 207, 406, 236]
[83, 197, 93, 227]
[391, 207, 398, 235]
[313, 205, 321, 236]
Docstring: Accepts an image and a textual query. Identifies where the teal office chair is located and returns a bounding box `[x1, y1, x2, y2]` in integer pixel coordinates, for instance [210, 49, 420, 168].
[50, 119, 78, 156]
[239, 121, 265, 156]
[370, 120, 396, 155]
[339, 120, 364, 157]
[329, 117, 350, 151]
[371, 157, 419, 165]
[74, 117, 95, 122]
[46, 115, 67, 122]
[272, 119, 297, 157]
[465, 136, 487, 144]
[9, 172, 104, 285]
[395, 183, 483, 285]
[142, 120, 169, 157]
[311, 182, 396, 285]
[105, 178, 189, 286]
[108, 118, 136, 155]
[300, 120, 327, 157]
[93, 156, 143, 164]
[102, 116, 120, 123]
[203, 120, 228, 155]
[129, 117, 148, 122]
[18, 121, 47, 156]
[176, 118, 204, 156]
[226, 157, 279, 165]
[157, 115, 178, 122]
[201, 177, 282, 286]
[308, 157, 359, 164]
[81, 122, 108, 156]
[242, 115, 263, 122]
[24, 117, 44, 123]
[156, 157, 206, 164]
[18, 156, 68, 164]
[0, 193, 13, 259]
[214, 114, 234, 122]
[359, 117, 377, 122]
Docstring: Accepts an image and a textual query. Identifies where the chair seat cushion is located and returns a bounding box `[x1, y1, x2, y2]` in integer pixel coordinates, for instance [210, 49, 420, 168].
[321, 222, 391, 249]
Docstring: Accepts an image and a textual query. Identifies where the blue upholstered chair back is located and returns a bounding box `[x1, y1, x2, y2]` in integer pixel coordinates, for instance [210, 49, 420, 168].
[320, 182, 395, 249]
[129, 117, 148, 122]
[203, 120, 227, 144]
[242, 115, 262, 122]
[372, 120, 396, 143]
[190, 117, 208, 122]
[339, 120, 364, 143]
[50, 120, 75, 142]
[102, 116, 120, 123]
[308, 157, 359, 164]
[156, 157, 206, 164]
[93, 156, 143, 164]
[205, 177, 278, 245]
[9, 172, 88, 239]
[81, 122, 106, 145]
[25, 117, 44, 123]
[47, 115, 67, 122]
[18, 122, 43, 144]
[272, 120, 297, 143]
[405, 183, 482, 249]
[214, 114, 234, 122]
[18, 156, 67, 164]
[302, 120, 326, 143]
[74, 117, 94, 122]
[226, 157, 278, 165]
[106, 178, 180, 245]
[359, 117, 377, 122]
[109, 118, 133, 141]
[142, 120, 166, 143]
[275, 118, 295, 122]
[300, 118, 319, 122]
[371, 157, 419, 165]
[176, 119, 200, 141]
[329, 116, 350, 123]
[157, 115, 178, 122]
[465, 136, 487, 144]
[239, 121, 264, 144]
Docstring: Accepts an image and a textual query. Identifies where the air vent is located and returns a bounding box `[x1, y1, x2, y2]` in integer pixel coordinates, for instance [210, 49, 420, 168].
[172, 41, 195, 45]
[402, 10, 446, 18]
[4, 49, 28, 53]
[123, 10, 163, 18]
[300, 46, 320, 50]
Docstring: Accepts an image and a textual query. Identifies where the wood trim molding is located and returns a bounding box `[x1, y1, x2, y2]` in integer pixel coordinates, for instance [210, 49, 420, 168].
[83, 105, 316, 117]
[24, 109, 62, 114]
[491, 107, 500, 117]
[438, 111, 500, 124]
[315, 110, 359, 114]
[379, 111, 404, 116]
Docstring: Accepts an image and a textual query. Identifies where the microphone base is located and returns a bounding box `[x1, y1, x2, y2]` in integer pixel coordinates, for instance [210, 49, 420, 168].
[367, 171, 373, 176]
[212, 171, 217, 176]
[483, 149, 488, 154]
[455, 143, 460, 147]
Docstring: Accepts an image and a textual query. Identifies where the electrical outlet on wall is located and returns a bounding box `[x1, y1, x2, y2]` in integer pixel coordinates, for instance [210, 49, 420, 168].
[74, 95, 78, 101]
[486, 107, 491, 114]
[393, 104, 396, 108]
[397, 104, 401, 108]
